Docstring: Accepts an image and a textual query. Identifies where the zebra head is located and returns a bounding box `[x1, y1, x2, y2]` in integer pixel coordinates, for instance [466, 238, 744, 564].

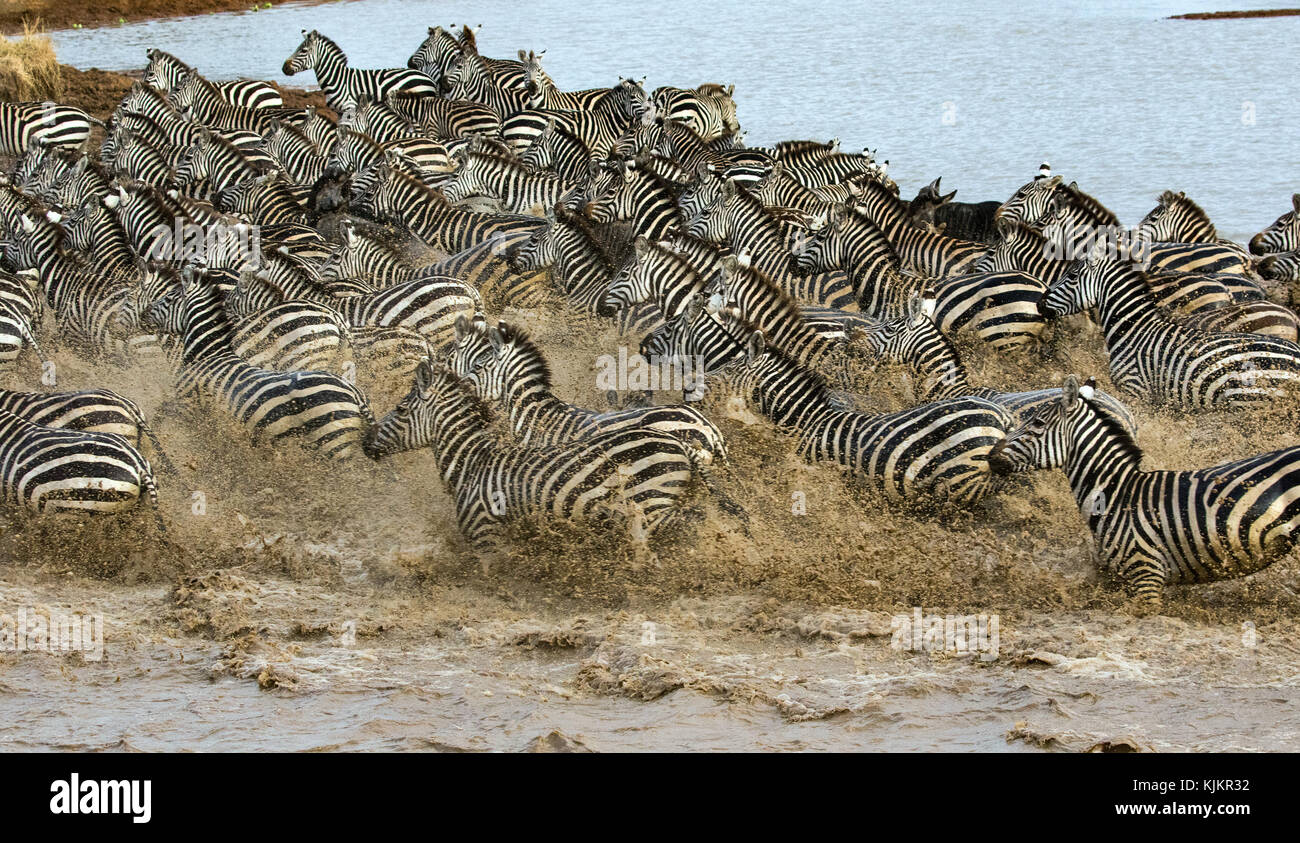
[996, 174, 1062, 228]
[172, 131, 212, 191]
[0, 211, 61, 272]
[447, 312, 495, 387]
[282, 30, 326, 77]
[408, 26, 461, 93]
[641, 291, 746, 375]
[857, 294, 951, 375]
[1257, 250, 1300, 283]
[1041, 239, 1113, 318]
[604, 237, 659, 313]
[789, 206, 844, 276]
[993, 375, 1103, 474]
[685, 175, 738, 242]
[507, 205, 562, 273]
[1250, 193, 1300, 256]
[364, 359, 495, 474]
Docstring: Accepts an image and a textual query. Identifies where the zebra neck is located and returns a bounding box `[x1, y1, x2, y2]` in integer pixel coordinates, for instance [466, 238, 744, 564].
[1093, 265, 1163, 345]
[1063, 416, 1142, 518]
[181, 298, 238, 362]
[505, 380, 571, 434]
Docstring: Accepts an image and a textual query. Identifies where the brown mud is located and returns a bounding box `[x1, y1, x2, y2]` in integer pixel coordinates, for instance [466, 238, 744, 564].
[1, 0, 338, 36]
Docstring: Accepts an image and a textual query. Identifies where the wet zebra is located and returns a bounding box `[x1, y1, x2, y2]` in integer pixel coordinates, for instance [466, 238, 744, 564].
[282, 30, 437, 112]
[0, 409, 162, 524]
[686, 178, 856, 308]
[850, 179, 985, 277]
[859, 296, 1137, 430]
[992, 375, 1300, 608]
[651, 84, 740, 143]
[0, 102, 100, 157]
[440, 145, 572, 214]
[363, 360, 695, 562]
[0, 386, 173, 472]
[1250, 194, 1299, 255]
[730, 327, 1009, 506]
[143, 49, 282, 109]
[143, 275, 372, 459]
[1042, 248, 1300, 407]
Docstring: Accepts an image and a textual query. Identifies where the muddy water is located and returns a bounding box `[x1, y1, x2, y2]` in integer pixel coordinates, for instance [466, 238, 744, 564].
[3, 306, 1300, 752]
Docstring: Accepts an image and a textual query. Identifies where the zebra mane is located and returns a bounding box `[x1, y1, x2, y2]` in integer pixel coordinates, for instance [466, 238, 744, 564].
[431, 361, 499, 429]
[1059, 182, 1120, 226]
[463, 147, 530, 173]
[1079, 392, 1144, 466]
[493, 321, 555, 391]
[752, 329, 834, 405]
[723, 260, 823, 354]
[554, 205, 618, 271]
[1157, 190, 1215, 230]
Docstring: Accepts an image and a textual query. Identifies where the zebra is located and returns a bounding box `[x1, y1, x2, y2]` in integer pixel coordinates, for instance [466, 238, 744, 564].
[106, 131, 176, 189]
[143, 49, 283, 109]
[686, 178, 857, 308]
[364, 359, 696, 563]
[383, 91, 502, 140]
[1258, 250, 1300, 285]
[174, 129, 274, 194]
[56, 194, 139, 281]
[519, 118, 596, 185]
[507, 204, 626, 315]
[519, 51, 610, 112]
[1145, 271, 1265, 315]
[444, 47, 532, 121]
[420, 236, 553, 311]
[142, 273, 372, 459]
[582, 157, 684, 242]
[261, 121, 327, 186]
[0, 409, 163, 526]
[0, 102, 101, 157]
[0, 386, 174, 473]
[859, 295, 1137, 431]
[349, 161, 544, 254]
[651, 84, 740, 143]
[500, 79, 650, 157]
[282, 30, 438, 113]
[214, 174, 309, 226]
[0, 269, 45, 367]
[850, 179, 986, 277]
[991, 375, 1300, 609]
[168, 71, 307, 135]
[407, 25, 528, 96]
[2, 210, 143, 358]
[1250, 194, 1299, 255]
[447, 317, 733, 477]
[929, 269, 1048, 351]
[787, 203, 918, 316]
[1041, 246, 1300, 408]
[728, 326, 1009, 506]
[439, 145, 572, 214]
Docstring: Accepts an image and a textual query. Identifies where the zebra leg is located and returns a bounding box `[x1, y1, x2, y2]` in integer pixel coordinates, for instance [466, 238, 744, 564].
[138, 422, 178, 476]
[1116, 554, 1167, 614]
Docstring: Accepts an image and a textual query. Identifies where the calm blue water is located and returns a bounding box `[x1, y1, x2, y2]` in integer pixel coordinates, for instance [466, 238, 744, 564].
[49, 0, 1300, 240]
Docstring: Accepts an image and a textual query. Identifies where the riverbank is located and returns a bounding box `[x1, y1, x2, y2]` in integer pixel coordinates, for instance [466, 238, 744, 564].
[0, 0, 336, 36]
[1170, 8, 1300, 19]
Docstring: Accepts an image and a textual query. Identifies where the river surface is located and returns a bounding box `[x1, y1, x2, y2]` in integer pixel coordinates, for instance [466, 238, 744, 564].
[47, 0, 1300, 241]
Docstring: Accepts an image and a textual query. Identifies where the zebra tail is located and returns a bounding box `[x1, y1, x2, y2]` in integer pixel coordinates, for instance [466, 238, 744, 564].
[141, 468, 167, 535]
[694, 457, 751, 534]
[140, 422, 179, 476]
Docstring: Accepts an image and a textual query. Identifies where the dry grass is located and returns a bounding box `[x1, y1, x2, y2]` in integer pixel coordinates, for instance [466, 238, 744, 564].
[0, 20, 62, 100]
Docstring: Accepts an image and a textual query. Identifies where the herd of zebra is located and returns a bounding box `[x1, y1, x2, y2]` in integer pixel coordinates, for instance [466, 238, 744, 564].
[1, 24, 1300, 608]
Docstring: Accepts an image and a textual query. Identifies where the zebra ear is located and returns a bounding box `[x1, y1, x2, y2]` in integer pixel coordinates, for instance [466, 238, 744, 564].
[744, 330, 765, 362]
[722, 178, 737, 200]
[1079, 376, 1097, 401]
[1292, 193, 1300, 214]
[19, 214, 35, 234]
[487, 325, 506, 353]
[454, 314, 471, 340]
[721, 255, 739, 275]
[633, 236, 649, 257]
[1062, 376, 1080, 409]
[414, 358, 435, 392]
[906, 294, 925, 326]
